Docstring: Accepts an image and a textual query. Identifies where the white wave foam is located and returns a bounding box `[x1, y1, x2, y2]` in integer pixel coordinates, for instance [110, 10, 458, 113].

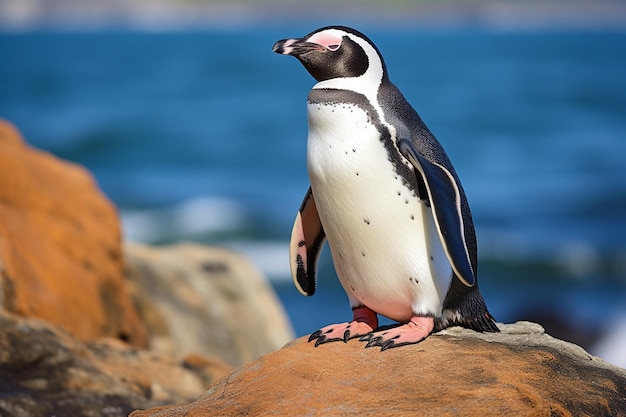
[591, 313, 626, 368]
[121, 196, 245, 243]
[225, 240, 292, 283]
[478, 228, 615, 281]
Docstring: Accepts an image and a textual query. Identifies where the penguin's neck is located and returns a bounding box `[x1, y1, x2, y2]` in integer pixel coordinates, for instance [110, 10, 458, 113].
[313, 76, 388, 134]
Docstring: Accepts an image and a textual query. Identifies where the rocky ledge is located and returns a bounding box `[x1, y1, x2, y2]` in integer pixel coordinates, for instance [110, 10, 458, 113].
[0, 310, 231, 416]
[132, 322, 626, 417]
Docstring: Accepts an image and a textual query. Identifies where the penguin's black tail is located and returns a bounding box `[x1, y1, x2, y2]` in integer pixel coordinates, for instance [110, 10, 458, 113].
[437, 277, 500, 333]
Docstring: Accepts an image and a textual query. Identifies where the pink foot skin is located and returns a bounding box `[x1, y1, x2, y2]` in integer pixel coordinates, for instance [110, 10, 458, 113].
[360, 315, 435, 351]
[308, 306, 379, 347]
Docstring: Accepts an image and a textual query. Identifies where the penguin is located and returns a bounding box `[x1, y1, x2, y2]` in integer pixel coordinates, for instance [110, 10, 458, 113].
[273, 26, 499, 350]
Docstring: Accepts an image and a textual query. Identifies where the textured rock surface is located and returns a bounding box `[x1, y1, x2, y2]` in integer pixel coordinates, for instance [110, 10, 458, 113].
[0, 311, 231, 417]
[0, 120, 147, 346]
[125, 242, 294, 366]
[131, 322, 626, 417]
[0, 121, 300, 415]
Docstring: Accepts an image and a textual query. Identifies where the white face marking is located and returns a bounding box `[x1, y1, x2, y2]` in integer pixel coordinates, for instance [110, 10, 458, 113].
[310, 30, 393, 139]
[307, 30, 343, 51]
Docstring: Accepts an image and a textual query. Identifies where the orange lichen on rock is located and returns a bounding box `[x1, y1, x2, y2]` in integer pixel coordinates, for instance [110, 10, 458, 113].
[130, 323, 626, 417]
[0, 120, 147, 346]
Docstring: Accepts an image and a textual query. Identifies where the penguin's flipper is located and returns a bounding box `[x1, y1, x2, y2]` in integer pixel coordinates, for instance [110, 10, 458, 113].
[290, 187, 326, 296]
[398, 139, 475, 287]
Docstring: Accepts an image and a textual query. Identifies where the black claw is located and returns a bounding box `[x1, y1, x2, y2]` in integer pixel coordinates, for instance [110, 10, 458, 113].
[342, 330, 350, 343]
[309, 329, 347, 347]
[314, 336, 327, 347]
[347, 330, 371, 341]
[359, 333, 375, 342]
[380, 340, 395, 351]
[308, 330, 323, 343]
[364, 337, 383, 348]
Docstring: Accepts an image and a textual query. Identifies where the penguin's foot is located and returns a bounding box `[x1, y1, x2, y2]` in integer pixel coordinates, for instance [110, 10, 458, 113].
[308, 306, 378, 347]
[360, 315, 435, 351]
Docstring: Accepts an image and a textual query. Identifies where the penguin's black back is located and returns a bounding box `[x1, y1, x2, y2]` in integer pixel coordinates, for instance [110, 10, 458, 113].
[378, 80, 498, 333]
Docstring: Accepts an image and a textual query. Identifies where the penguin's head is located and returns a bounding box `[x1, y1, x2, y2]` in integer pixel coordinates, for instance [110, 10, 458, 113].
[272, 26, 388, 84]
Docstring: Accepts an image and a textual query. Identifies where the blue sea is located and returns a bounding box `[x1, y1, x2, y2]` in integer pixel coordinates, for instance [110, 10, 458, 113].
[1, 25, 625, 365]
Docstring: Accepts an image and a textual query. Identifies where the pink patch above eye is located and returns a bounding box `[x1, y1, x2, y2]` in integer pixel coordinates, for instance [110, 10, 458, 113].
[308, 31, 343, 51]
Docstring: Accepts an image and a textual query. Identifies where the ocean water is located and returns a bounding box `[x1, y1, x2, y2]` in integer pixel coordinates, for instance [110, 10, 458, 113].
[1, 26, 625, 364]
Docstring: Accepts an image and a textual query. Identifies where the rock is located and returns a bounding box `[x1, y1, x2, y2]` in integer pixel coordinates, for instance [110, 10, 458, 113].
[0, 310, 231, 417]
[130, 322, 626, 417]
[125, 242, 294, 366]
[0, 121, 296, 416]
[0, 120, 147, 347]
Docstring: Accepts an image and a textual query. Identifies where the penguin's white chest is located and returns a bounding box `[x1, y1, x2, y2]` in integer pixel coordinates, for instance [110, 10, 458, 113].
[306, 101, 452, 322]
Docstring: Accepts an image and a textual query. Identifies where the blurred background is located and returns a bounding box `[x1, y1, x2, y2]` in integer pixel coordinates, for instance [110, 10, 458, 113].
[1, 0, 625, 366]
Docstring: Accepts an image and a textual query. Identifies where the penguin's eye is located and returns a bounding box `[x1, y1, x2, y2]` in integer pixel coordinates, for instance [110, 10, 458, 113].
[327, 44, 340, 51]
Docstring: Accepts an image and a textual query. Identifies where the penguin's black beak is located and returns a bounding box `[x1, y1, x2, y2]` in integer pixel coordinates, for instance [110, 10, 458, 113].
[272, 38, 323, 56]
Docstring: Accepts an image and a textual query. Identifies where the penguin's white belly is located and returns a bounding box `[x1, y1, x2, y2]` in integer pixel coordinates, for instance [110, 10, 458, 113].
[307, 102, 452, 322]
